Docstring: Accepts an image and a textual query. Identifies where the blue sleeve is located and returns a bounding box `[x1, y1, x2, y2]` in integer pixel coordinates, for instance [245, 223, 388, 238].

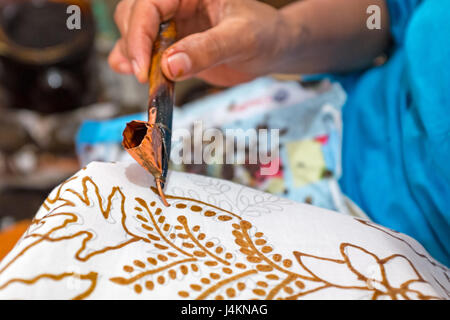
[386, 0, 422, 45]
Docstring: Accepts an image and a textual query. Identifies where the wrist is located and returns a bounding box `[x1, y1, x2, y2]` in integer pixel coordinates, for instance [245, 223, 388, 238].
[271, 7, 308, 74]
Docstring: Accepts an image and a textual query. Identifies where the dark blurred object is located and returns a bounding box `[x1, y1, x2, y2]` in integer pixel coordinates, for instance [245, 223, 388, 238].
[0, 101, 135, 222]
[259, 0, 298, 9]
[0, 188, 51, 221]
[0, 102, 133, 179]
[0, 1, 146, 224]
[0, 0, 98, 114]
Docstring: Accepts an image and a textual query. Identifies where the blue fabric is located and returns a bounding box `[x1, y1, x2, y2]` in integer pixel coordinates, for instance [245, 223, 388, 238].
[76, 113, 146, 144]
[338, 0, 450, 266]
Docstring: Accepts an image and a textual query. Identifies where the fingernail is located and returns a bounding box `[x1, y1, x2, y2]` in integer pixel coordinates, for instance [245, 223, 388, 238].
[132, 60, 140, 77]
[167, 52, 191, 78]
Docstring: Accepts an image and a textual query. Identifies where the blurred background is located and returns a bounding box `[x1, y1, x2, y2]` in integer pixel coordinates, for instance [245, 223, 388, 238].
[0, 0, 297, 228]
[0, 0, 357, 257]
[0, 0, 220, 230]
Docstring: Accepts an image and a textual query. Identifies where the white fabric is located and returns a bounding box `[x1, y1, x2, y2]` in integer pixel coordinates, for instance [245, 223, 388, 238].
[0, 162, 448, 300]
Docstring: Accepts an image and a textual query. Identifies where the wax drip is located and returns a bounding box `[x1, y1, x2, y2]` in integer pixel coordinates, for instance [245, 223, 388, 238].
[156, 179, 170, 207]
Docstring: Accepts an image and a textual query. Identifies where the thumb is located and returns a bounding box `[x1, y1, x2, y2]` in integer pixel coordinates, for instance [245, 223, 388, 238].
[161, 20, 246, 80]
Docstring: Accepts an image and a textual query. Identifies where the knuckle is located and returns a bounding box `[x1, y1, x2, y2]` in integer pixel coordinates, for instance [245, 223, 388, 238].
[203, 32, 222, 61]
[125, 38, 134, 58]
[108, 50, 120, 67]
[117, 39, 127, 56]
[107, 54, 116, 67]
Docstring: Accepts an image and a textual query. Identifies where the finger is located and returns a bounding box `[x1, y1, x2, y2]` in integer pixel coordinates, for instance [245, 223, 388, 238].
[196, 66, 256, 87]
[108, 39, 133, 74]
[126, 0, 180, 83]
[161, 19, 247, 81]
[114, 0, 135, 38]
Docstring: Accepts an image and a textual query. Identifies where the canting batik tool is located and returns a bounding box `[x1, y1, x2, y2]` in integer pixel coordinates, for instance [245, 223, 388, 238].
[122, 21, 176, 207]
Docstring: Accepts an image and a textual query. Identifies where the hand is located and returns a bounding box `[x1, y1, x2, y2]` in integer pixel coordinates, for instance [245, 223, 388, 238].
[108, 0, 288, 86]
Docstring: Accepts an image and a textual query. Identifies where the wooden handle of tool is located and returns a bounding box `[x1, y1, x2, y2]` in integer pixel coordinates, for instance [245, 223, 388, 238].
[148, 21, 177, 123]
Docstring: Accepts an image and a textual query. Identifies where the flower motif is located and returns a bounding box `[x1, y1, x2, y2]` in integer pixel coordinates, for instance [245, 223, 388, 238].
[293, 243, 440, 300]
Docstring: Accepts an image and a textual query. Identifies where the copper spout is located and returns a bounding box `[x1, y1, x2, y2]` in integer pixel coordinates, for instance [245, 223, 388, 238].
[156, 179, 169, 207]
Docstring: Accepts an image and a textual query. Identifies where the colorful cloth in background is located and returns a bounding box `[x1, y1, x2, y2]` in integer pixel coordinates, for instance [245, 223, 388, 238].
[76, 112, 146, 165]
[76, 77, 351, 214]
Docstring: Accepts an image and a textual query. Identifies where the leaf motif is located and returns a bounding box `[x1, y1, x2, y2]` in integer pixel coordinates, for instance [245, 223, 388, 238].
[381, 254, 423, 288]
[218, 200, 234, 212]
[170, 187, 185, 197]
[110, 277, 127, 285]
[206, 195, 218, 206]
[293, 250, 366, 288]
[340, 244, 383, 284]
[187, 189, 201, 200]
[219, 184, 231, 193]
[238, 195, 251, 208]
